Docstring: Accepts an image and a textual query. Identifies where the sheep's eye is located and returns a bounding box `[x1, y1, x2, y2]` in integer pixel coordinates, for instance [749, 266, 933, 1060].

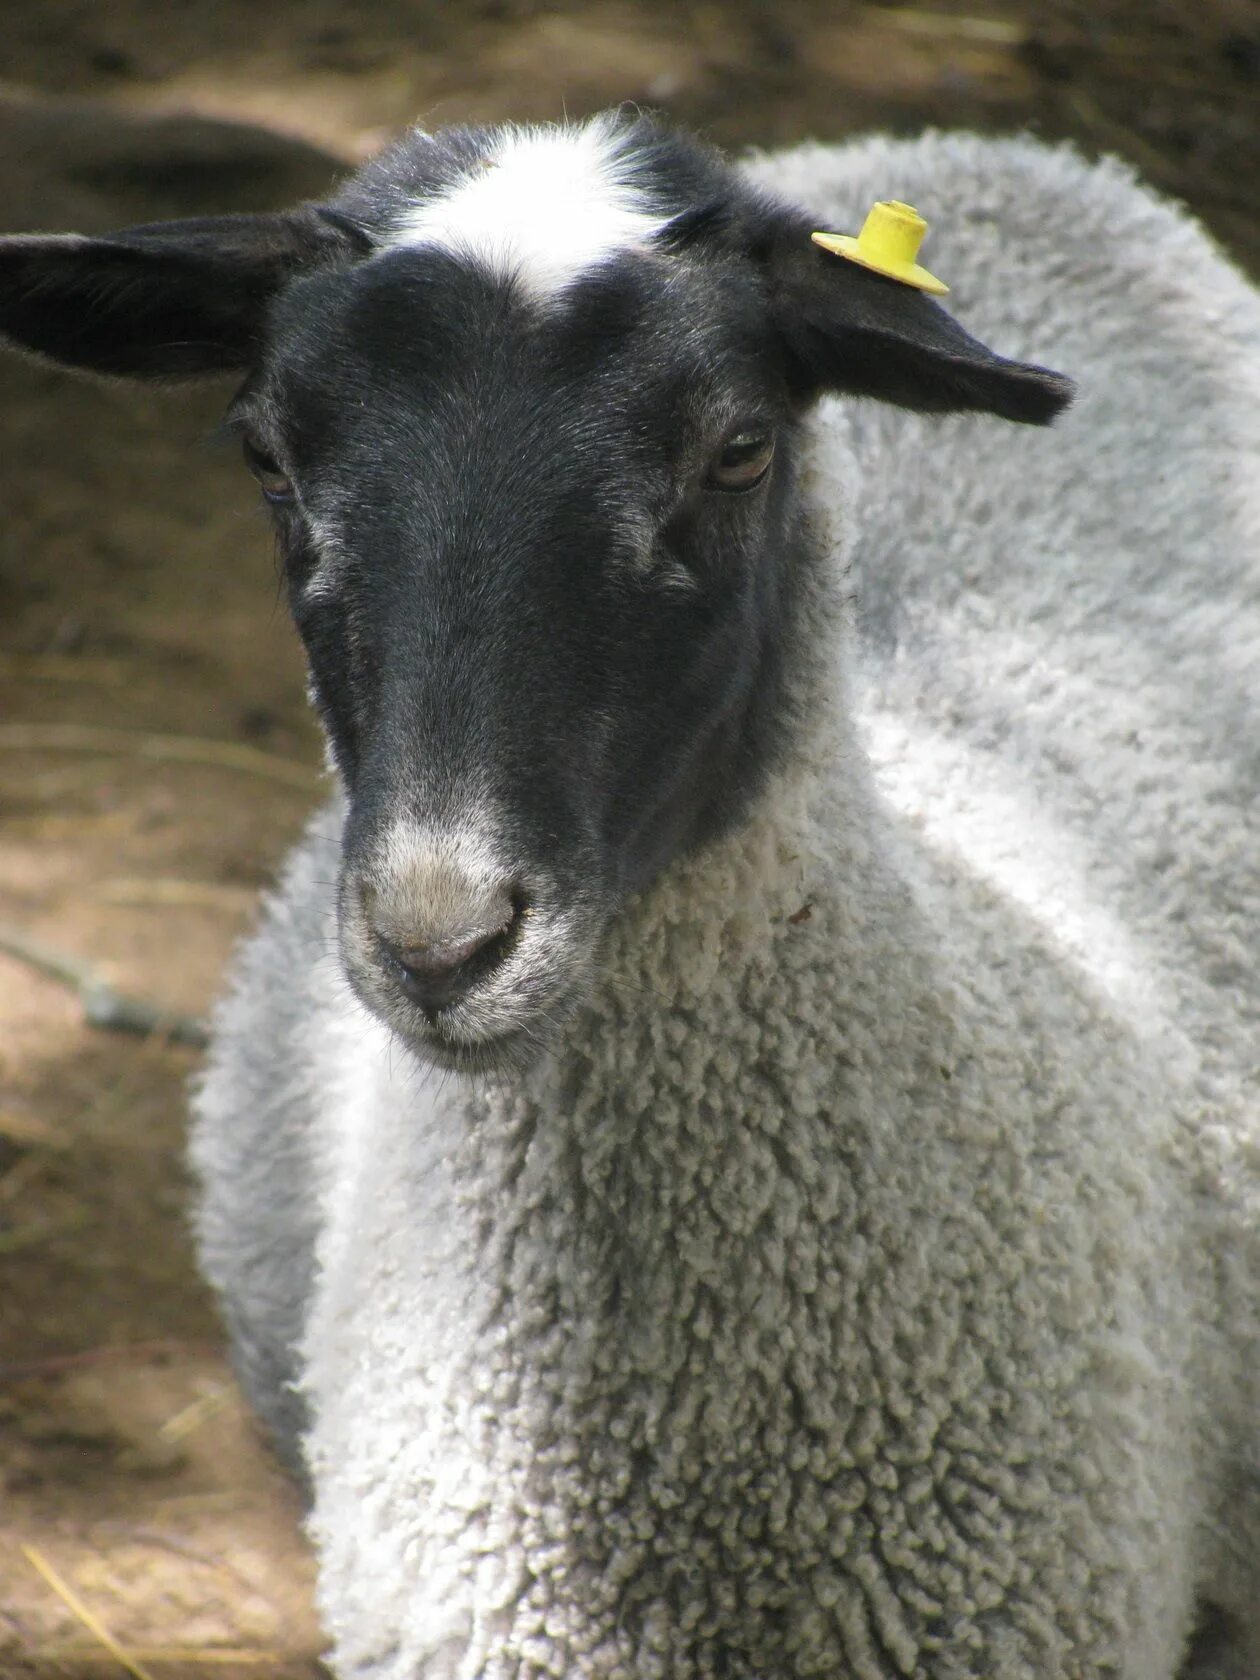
[707, 429, 775, 492]
[242, 437, 295, 505]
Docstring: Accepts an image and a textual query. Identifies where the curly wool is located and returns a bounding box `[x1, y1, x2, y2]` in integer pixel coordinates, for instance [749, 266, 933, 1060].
[192, 134, 1260, 1679]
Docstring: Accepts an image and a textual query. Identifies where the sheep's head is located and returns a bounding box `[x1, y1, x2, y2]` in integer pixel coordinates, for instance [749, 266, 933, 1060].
[0, 113, 1071, 1072]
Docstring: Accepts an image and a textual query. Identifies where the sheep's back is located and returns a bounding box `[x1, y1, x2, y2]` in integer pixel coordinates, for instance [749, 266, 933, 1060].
[749, 133, 1260, 1103]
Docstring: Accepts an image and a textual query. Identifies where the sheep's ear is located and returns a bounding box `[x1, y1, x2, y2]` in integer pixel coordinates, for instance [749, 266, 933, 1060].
[0, 208, 366, 379]
[764, 219, 1074, 425]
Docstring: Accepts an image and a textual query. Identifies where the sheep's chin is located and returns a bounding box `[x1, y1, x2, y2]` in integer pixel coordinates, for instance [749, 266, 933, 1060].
[392, 1010, 565, 1076]
[340, 946, 590, 1077]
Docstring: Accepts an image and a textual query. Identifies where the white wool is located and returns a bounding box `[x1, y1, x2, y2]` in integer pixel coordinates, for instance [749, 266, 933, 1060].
[193, 132, 1260, 1679]
[387, 118, 667, 299]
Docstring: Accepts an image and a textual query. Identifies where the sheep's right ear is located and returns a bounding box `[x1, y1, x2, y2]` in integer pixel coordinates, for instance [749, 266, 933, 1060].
[0, 207, 367, 379]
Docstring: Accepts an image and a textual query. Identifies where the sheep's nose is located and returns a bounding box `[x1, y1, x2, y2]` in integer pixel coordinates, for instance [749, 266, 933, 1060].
[370, 886, 521, 1015]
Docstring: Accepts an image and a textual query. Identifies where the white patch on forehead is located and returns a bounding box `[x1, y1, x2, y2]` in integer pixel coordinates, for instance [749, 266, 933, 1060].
[386, 120, 668, 300]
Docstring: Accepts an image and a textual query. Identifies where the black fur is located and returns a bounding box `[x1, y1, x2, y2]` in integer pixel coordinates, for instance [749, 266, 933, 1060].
[0, 208, 364, 377]
[0, 112, 1073, 1064]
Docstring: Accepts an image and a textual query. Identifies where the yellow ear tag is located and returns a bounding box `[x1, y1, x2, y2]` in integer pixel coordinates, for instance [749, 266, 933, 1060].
[811, 200, 949, 296]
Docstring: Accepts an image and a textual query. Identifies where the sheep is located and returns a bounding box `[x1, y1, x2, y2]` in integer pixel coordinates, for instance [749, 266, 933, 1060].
[1, 110, 1257, 1680]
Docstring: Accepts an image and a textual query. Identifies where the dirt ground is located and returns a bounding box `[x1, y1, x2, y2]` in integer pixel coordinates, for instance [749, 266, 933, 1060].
[1, 2, 1256, 1675]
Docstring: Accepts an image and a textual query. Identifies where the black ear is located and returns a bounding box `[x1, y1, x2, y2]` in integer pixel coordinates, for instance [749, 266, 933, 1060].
[0, 207, 367, 379]
[763, 212, 1073, 425]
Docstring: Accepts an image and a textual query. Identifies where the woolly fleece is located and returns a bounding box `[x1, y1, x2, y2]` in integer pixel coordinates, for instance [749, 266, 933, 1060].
[192, 133, 1260, 1679]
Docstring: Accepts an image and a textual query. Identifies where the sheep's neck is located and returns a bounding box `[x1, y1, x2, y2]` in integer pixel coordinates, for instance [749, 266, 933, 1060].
[457, 716, 933, 1293]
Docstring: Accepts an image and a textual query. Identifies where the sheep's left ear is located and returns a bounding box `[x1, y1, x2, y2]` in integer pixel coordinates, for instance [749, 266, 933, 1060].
[0, 207, 366, 379]
[764, 217, 1074, 425]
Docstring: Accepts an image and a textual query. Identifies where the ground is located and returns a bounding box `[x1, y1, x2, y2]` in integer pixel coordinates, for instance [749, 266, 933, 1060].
[0, 2, 1256, 1676]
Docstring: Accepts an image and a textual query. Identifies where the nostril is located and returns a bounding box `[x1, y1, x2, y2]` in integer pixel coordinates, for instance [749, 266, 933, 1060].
[392, 922, 507, 979]
[377, 891, 525, 1015]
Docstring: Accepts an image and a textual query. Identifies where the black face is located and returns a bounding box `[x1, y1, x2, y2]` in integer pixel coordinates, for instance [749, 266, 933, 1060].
[0, 111, 1072, 1071]
[234, 247, 813, 1069]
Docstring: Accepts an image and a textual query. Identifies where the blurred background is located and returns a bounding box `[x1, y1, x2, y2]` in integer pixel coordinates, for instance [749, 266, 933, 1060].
[1, 2, 1256, 1675]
